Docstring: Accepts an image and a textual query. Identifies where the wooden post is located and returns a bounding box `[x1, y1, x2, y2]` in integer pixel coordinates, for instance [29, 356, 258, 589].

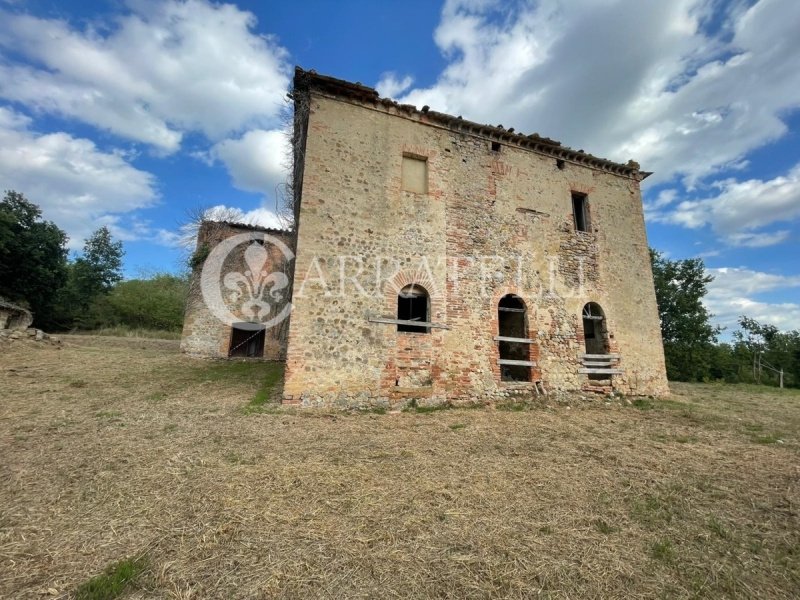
[780, 369, 784, 389]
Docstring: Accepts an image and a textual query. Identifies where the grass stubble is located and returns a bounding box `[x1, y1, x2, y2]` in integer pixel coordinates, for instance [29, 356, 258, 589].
[0, 335, 798, 598]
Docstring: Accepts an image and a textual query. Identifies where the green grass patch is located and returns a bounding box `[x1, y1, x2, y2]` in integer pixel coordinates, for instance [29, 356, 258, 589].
[75, 556, 147, 600]
[750, 432, 784, 444]
[707, 516, 730, 539]
[146, 391, 166, 403]
[449, 423, 466, 431]
[650, 538, 675, 563]
[497, 401, 528, 411]
[593, 519, 617, 534]
[630, 490, 684, 527]
[95, 410, 121, 418]
[75, 326, 181, 340]
[242, 362, 284, 413]
[631, 398, 655, 410]
[362, 406, 387, 415]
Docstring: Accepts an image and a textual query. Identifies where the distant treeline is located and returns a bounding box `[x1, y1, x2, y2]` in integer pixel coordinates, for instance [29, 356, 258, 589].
[651, 250, 799, 387]
[2, 190, 797, 384]
[0, 190, 187, 332]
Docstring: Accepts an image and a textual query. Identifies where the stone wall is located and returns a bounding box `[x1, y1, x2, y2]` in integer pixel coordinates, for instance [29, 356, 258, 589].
[281, 73, 669, 407]
[180, 221, 293, 360]
[0, 300, 33, 331]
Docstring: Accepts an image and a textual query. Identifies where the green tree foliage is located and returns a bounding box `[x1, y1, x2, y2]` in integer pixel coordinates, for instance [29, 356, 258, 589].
[87, 274, 188, 331]
[73, 226, 124, 298]
[650, 249, 720, 381]
[50, 226, 125, 329]
[0, 191, 69, 327]
[734, 317, 799, 387]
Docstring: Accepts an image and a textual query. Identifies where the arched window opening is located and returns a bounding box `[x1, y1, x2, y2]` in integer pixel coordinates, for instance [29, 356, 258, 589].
[498, 294, 531, 382]
[397, 284, 430, 333]
[582, 302, 608, 355]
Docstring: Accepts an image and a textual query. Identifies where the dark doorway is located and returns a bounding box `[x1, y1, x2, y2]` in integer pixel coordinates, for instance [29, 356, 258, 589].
[229, 323, 266, 358]
[498, 294, 530, 382]
[582, 303, 607, 356]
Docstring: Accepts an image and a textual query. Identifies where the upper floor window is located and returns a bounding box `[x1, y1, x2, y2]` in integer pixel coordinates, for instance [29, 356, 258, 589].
[572, 192, 590, 232]
[402, 154, 428, 194]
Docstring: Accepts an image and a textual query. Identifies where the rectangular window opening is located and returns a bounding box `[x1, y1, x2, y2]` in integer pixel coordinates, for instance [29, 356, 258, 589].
[397, 292, 429, 334]
[491, 141, 501, 152]
[572, 192, 590, 232]
[229, 323, 266, 358]
[401, 154, 428, 194]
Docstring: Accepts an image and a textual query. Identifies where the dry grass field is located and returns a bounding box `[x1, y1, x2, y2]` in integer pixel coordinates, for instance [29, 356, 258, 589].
[1, 336, 798, 599]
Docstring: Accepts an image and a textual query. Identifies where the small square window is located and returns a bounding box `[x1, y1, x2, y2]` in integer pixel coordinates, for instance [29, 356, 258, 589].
[491, 141, 501, 152]
[572, 192, 590, 232]
[402, 155, 427, 194]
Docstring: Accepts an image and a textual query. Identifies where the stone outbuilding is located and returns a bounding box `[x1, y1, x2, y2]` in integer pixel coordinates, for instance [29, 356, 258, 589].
[180, 220, 293, 360]
[182, 67, 669, 407]
[0, 298, 33, 331]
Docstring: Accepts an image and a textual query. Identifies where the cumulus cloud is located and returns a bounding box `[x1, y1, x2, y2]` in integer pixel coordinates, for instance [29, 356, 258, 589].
[0, 106, 157, 248]
[0, 0, 290, 152]
[209, 129, 290, 201]
[376, 73, 414, 99]
[205, 205, 282, 229]
[706, 267, 800, 331]
[649, 163, 800, 242]
[397, 0, 800, 187]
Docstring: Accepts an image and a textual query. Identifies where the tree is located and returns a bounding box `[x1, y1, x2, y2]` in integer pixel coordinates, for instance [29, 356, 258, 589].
[0, 190, 69, 327]
[734, 317, 798, 387]
[51, 226, 125, 329]
[73, 226, 124, 298]
[650, 249, 720, 381]
[86, 273, 189, 331]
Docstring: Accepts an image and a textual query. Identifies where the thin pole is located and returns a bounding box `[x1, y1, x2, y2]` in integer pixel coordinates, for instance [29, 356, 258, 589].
[780, 369, 784, 389]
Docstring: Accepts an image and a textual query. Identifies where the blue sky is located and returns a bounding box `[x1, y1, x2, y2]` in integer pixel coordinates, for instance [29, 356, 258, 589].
[0, 0, 798, 334]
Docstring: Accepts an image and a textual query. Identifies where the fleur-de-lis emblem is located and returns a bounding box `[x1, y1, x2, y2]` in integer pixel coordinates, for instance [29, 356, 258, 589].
[223, 243, 289, 321]
[201, 232, 294, 328]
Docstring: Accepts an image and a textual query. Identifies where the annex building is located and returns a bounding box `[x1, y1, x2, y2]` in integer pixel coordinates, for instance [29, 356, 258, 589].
[181, 68, 669, 407]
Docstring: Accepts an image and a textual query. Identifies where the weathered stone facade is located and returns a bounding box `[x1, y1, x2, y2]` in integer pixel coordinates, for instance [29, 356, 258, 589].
[180, 221, 293, 360]
[281, 68, 669, 407]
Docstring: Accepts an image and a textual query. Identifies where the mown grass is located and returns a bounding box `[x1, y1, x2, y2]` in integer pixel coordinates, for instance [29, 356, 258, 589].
[73, 326, 181, 340]
[3, 342, 800, 599]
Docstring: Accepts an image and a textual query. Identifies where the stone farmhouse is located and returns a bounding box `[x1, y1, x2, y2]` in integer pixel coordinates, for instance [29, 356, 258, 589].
[181, 67, 669, 407]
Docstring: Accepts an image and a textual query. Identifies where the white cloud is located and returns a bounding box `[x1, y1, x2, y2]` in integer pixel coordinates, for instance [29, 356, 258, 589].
[375, 73, 414, 99]
[396, 0, 800, 187]
[0, 0, 290, 152]
[726, 230, 791, 248]
[0, 106, 157, 248]
[706, 267, 800, 332]
[209, 128, 289, 201]
[204, 205, 282, 230]
[653, 164, 800, 239]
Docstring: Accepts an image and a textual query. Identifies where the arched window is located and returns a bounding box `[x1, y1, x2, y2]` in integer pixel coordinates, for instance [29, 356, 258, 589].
[498, 294, 531, 381]
[397, 284, 430, 333]
[582, 302, 608, 355]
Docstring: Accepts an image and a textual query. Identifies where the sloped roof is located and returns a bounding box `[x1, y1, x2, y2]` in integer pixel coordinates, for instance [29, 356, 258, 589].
[293, 67, 649, 180]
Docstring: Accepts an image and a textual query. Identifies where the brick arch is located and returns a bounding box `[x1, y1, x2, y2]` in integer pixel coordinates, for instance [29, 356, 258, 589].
[490, 288, 537, 331]
[490, 288, 541, 382]
[382, 269, 444, 321]
[578, 300, 619, 354]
